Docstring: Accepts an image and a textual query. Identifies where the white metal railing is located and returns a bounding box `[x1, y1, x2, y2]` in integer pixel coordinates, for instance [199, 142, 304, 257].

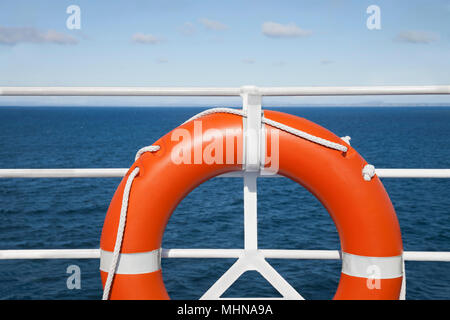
[0, 85, 449, 299]
[0, 168, 449, 178]
[1, 248, 450, 261]
[1, 85, 450, 96]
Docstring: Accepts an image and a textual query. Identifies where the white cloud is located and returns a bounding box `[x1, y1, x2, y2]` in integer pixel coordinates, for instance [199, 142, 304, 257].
[320, 59, 334, 65]
[262, 22, 311, 38]
[0, 26, 78, 45]
[131, 33, 164, 44]
[156, 57, 168, 64]
[395, 31, 439, 44]
[199, 18, 228, 31]
[180, 22, 196, 36]
[242, 58, 255, 64]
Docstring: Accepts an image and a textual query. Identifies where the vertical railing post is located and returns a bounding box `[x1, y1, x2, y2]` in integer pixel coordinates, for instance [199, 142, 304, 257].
[241, 86, 262, 251]
[202, 86, 303, 299]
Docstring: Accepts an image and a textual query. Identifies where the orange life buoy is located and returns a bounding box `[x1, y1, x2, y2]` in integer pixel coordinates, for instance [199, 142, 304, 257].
[100, 110, 403, 300]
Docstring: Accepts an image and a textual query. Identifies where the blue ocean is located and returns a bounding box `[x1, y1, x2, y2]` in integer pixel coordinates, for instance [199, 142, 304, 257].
[0, 106, 448, 300]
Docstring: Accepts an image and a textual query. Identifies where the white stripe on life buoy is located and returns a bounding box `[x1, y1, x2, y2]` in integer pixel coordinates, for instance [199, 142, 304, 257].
[100, 249, 161, 275]
[341, 252, 403, 279]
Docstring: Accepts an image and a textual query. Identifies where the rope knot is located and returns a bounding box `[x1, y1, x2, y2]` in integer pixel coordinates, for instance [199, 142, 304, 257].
[362, 164, 376, 181]
[340, 136, 351, 145]
[135, 145, 160, 161]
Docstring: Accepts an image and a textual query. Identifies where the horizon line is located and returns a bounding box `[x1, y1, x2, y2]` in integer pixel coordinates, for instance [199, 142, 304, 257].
[1, 104, 450, 108]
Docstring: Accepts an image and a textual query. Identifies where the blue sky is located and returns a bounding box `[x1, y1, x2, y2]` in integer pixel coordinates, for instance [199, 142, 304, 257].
[0, 0, 449, 106]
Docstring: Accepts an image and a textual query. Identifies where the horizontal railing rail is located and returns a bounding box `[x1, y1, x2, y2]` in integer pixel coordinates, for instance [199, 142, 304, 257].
[0, 168, 449, 178]
[0, 248, 449, 261]
[1, 85, 450, 96]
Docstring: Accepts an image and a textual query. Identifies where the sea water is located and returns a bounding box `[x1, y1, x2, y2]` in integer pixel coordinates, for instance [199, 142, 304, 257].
[0, 106, 448, 299]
